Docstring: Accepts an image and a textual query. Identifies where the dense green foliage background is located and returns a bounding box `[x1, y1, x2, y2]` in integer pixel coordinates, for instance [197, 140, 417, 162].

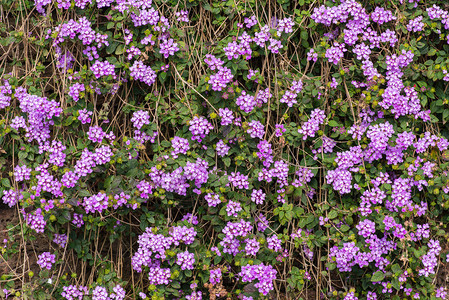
[2, 0, 449, 299]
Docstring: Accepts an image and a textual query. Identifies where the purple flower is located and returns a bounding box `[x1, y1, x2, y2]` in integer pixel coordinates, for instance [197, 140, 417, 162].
[325, 42, 346, 65]
[131, 110, 151, 130]
[61, 285, 88, 300]
[170, 225, 197, 246]
[159, 38, 179, 58]
[224, 41, 241, 60]
[276, 17, 294, 34]
[344, 291, 358, 300]
[171, 136, 190, 158]
[239, 263, 277, 296]
[280, 90, 298, 107]
[216, 139, 230, 157]
[209, 66, 234, 91]
[92, 286, 109, 300]
[247, 69, 259, 81]
[204, 54, 225, 70]
[37, 252, 56, 270]
[83, 46, 99, 61]
[219, 108, 234, 126]
[72, 213, 84, 228]
[251, 189, 266, 205]
[47, 140, 67, 167]
[275, 124, 286, 137]
[111, 285, 126, 300]
[307, 49, 318, 62]
[53, 233, 68, 248]
[436, 287, 447, 299]
[87, 126, 106, 143]
[371, 7, 396, 24]
[189, 116, 214, 142]
[205, 192, 221, 207]
[176, 10, 189, 23]
[326, 168, 352, 194]
[68, 83, 85, 101]
[407, 16, 424, 32]
[78, 109, 93, 124]
[141, 34, 155, 46]
[356, 219, 376, 238]
[148, 265, 171, 285]
[352, 43, 371, 61]
[186, 291, 202, 300]
[25, 208, 46, 233]
[244, 238, 260, 256]
[2, 189, 22, 207]
[268, 38, 283, 54]
[254, 25, 271, 47]
[267, 235, 282, 252]
[292, 167, 314, 187]
[211, 246, 221, 257]
[55, 46, 75, 69]
[14, 165, 32, 182]
[254, 88, 272, 107]
[256, 213, 269, 232]
[244, 15, 257, 28]
[226, 200, 242, 217]
[129, 61, 157, 86]
[10, 116, 27, 130]
[126, 46, 142, 60]
[90, 60, 116, 79]
[236, 91, 256, 113]
[176, 251, 195, 270]
[181, 213, 198, 225]
[210, 268, 222, 285]
[131, 8, 160, 27]
[113, 192, 130, 209]
[247, 120, 264, 139]
[298, 108, 326, 140]
[82, 192, 109, 214]
[228, 172, 249, 189]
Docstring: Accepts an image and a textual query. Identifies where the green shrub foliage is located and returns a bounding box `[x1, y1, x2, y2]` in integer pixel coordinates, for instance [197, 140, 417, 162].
[1, 0, 449, 299]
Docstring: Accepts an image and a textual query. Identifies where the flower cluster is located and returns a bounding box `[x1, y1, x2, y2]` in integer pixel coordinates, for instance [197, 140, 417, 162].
[298, 109, 326, 140]
[37, 252, 56, 270]
[130, 61, 157, 86]
[239, 263, 277, 295]
[189, 116, 214, 142]
[90, 61, 116, 79]
[61, 285, 89, 300]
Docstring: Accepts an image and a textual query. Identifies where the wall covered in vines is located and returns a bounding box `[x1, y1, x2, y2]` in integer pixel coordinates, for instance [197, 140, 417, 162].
[1, 0, 449, 299]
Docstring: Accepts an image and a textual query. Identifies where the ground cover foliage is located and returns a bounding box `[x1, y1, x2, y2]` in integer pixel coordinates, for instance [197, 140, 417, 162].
[2, 0, 449, 298]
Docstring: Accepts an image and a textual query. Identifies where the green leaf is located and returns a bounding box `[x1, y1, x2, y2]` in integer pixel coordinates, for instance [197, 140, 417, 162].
[206, 148, 215, 158]
[214, 255, 222, 265]
[391, 263, 401, 275]
[115, 44, 125, 55]
[328, 120, 340, 127]
[78, 189, 90, 197]
[18, 151, 28, 160]
[159, 72, 167, 84]
[1, 178, 11, 188]
[305, 215, 315, 224]
[161, 140, 171, 148]
[328, 210, 338, 219]
[222, 157, 231, 167]
[106, 42, 119, 55]
[171, 281, 181, 289]
[340, 224, 350, 232]
[371, 271, 385, 282]
[104, 176, 114, 189]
